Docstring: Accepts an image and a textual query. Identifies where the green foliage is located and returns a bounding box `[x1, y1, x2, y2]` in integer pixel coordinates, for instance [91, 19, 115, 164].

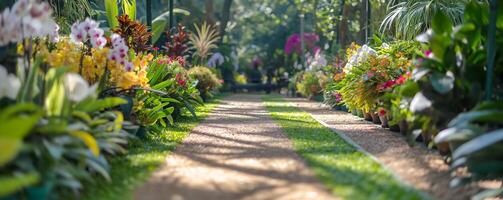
[104, 0, 120, 29]
[189, 22, 220, 64]
[295, 71, 327, 99]
[80, 97, 222, 200]
[188, 66, 221, 100]
[435, 102, 503, 199]
[380, 0, 468, 40]
[151, 8, 191, 44]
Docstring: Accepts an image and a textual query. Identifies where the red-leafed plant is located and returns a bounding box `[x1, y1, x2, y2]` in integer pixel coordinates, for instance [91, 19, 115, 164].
[163, 24, 189, 58]
[112, 15, 152, 52]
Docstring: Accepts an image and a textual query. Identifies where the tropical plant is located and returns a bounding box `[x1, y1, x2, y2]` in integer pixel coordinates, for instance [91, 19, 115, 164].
[296, 71, 327, 99]
[113, 15, 152, 52]
[435, 102, 503, 200]
[380, 0, 468, 40]
[189, 22, 220, 64]
[163, 24, 190, 58]
[408, 0, 503, 147]
[188, 66, 222, 101]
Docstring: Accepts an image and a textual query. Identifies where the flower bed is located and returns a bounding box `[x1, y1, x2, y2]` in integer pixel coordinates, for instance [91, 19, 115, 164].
[0, 0, 222, 199]
[289, 1, 503, 198]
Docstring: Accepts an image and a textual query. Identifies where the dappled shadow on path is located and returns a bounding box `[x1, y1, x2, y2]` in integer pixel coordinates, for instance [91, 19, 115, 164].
[134, 94, 337, 200]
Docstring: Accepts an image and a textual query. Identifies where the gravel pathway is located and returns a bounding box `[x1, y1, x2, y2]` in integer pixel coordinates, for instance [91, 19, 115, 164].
[134, 94, 338, 200]
[286, 97, 500, 200]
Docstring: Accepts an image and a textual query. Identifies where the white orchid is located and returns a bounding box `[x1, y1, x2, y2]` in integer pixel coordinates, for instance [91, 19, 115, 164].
[0, 0, 58, 47]
[0, 65, 21, 100]
[307, 50, 327, 71]
[70, 18, 106, 48]
[63, 73, 97, 102]
[207, 52, 225, 68]
[344, 45, 376, 73]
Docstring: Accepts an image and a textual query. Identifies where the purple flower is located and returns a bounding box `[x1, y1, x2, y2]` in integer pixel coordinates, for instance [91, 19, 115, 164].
[284, 33, 320, 55]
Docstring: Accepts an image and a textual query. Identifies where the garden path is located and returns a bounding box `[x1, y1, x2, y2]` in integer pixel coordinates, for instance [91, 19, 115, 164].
[286, 97, 495, 200]
[134, 94, 338, 200]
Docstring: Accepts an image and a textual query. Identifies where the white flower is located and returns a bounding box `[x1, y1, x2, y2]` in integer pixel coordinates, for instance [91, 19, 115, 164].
[207, 52, 225, 68]
[0, 0, 57, 47]
[63, 73, 97, 102]
[410, 92, 432, 113]
[0, 65, 21, 100]
[416, 29, 433, 43]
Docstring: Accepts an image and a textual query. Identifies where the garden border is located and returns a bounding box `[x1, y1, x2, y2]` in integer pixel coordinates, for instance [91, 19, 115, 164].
[297, 103, 432, 199]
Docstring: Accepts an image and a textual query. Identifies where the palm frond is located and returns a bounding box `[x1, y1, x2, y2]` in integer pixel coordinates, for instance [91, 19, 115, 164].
[380, 0, 468, 40]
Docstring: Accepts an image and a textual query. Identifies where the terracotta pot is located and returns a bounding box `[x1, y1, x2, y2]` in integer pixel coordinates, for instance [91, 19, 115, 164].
[371, 112, 381, 124]
[398, 120, 408, 136]
[363, 111, 373, 121]
[436, 142, 451, 156]
[379, 115, 389, 128]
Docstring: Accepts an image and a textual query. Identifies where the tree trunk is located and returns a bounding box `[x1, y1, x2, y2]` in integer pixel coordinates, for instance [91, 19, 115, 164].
[339, 3, 349, 49]
[359, 0, 366, 44]
[205, 0, 215, 24]
[218, 0, 233, 44]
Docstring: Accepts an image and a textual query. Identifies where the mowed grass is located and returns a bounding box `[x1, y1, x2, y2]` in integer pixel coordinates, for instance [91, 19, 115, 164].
[263, 95, 430, 200]
[80, 97, 222, 200]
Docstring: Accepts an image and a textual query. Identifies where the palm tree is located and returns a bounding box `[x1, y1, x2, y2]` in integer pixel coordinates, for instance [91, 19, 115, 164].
[380, 0, 468, 40]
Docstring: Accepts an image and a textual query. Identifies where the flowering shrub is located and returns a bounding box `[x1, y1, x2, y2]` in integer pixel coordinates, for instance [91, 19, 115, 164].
[188, 66, 222, 101]
[284, 33, 320, 55]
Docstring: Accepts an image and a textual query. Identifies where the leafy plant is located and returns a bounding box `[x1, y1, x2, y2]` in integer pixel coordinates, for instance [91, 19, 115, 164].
[188, 66, 221, 101]
[163, 24, 190, 58]
[189, 22, 220, 64]
[435, 101, 503, 199]
[113, 15, 152, 52]
[380, 0, 468, 40]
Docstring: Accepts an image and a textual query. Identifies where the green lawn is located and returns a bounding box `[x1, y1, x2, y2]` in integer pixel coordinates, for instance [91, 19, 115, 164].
[81, 98, 222, 200]
[263, 95, 430, 200]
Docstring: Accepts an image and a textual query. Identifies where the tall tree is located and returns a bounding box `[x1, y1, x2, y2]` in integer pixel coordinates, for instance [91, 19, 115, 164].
[218, 0, 233, 44]
[205, 0, 215, 24]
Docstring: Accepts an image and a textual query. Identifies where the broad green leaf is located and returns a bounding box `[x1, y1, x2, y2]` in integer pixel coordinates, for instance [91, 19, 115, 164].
[449, 111, 503, 127]
[452, 129, 503, 160]
[18, 58, 41, 102]
[76, 97, 127, 113]
[0, 172, 40, 196]
[104, 0, 119, 29]
[122, 0, 136, 20]
[161, 97, 181, 104]
[151, 8, 191, 44]
[0, 140, 22, 167]
[70, 131, 100, 157]
[86, 156, 111, 181]
[45, 78, 66, 117]
[435, 125, 483, 144]
[112, 111, 124, 132]
[152, 79, 174, 90]
[430, 71, 455, 94]
[432, 12, 453, 34]
[472, 188, 503, 200]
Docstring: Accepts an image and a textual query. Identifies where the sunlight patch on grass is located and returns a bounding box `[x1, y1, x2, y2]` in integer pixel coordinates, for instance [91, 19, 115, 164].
[81, 98, 222, 200]
[263, 95, 430, 200]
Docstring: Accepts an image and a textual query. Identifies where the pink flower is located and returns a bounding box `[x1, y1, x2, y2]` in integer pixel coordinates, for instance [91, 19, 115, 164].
[124, 62, 133, 72]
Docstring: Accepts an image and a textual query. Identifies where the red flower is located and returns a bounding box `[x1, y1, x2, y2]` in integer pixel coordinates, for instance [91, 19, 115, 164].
[175, 73, 186, 87]
[378, 108, 387, 116]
